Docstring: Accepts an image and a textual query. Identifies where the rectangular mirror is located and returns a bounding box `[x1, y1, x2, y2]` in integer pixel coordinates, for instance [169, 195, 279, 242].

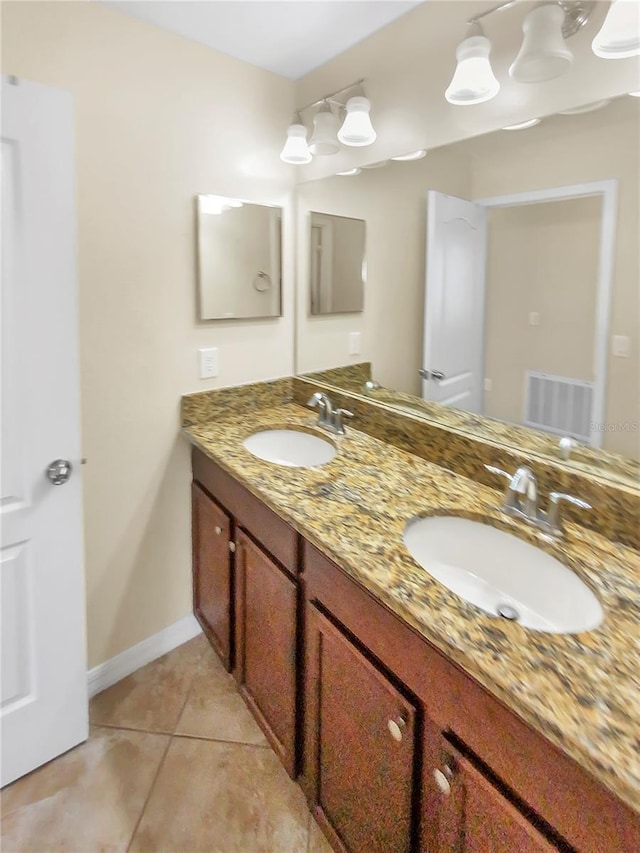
[295, 95, 640, 481]
[196, 195, 282, 320]
[309, 211, 365, 315]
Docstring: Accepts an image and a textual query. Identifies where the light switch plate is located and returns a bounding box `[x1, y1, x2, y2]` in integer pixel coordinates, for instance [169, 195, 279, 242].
[198, 347, 219, 379]
[484, 378, 493, 392]
[348, 332, 361, 356]
[612, 335, 631, 358]
[528, 312, 541, 326]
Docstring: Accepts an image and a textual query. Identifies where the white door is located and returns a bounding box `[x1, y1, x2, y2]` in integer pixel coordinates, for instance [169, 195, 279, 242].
[1, 76, 87, 787]
[423, 191, 487, 413]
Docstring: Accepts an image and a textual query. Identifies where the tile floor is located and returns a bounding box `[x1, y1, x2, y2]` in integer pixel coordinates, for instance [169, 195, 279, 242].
[1, 634, 333, 852]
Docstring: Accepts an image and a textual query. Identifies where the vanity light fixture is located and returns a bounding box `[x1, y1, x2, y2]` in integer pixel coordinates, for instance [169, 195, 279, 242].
[280, 115, 312, 164]
[510, 4, 574, 82]
[391, 149, 427, 161]
[337, 168, 362, 176]
[446, 1, 602, 104]
[445, 23, 501, 105]
[280, 79, 377, 165]
[309, 101, 340, 156]
[337, 96, 377, 146]
[501, 118, 541, 130]
[592, 0, 640, 58]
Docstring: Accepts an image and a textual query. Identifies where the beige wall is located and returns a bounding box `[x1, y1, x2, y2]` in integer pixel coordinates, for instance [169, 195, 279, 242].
[484, 198, 600, 426]
[296, 147, 473, 391]
[1, 1, 295, 667]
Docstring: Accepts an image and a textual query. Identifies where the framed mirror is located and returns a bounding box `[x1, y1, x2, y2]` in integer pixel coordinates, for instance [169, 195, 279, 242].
[309, 211, 365, 315]
[196, 195, 282, 320]
[295, 95, 640, 481]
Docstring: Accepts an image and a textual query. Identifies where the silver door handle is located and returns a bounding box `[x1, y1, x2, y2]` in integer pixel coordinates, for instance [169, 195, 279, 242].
[419, 369, 446, 381]
[46, 459, 73, 485]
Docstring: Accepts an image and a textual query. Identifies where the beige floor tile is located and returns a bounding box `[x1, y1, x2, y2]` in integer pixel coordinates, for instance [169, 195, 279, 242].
[175, 640, 267, 745]
[90, 634, 207, 734]
[129, 736, 309, 853]
[308, 817, 335, 853]
[1, 726, 169, 853]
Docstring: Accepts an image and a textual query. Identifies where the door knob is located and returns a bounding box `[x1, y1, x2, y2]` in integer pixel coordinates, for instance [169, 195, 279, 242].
[419, 369, 446, 381]
[46, 459, 73, 485]
[228, 541, 236, 553]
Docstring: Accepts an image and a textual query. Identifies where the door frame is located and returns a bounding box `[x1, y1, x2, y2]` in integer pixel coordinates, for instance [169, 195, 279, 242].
[475, 179, 617, 449]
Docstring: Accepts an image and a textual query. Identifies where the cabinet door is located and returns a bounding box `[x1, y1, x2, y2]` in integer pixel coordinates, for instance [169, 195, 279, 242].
[235, 530, 297, 776]
[306, 605, 416, 853]
[191, 482, 233, 670]
[431, 742, 560, 853]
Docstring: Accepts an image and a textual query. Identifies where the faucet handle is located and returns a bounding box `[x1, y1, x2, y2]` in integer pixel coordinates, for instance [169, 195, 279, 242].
[335, 408, 353, 419]
[546, 492, 592, 535]
[484, 464, 512, 482]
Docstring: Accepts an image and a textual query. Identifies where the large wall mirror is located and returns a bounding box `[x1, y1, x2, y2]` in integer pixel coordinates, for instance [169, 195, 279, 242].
[197, 195, 282, 320]
[295, 95, 639, 478]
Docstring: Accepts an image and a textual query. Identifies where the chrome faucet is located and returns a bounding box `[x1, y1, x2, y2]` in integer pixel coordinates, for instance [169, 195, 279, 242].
[484, 464, 591, 537]
[485, 465, 539, 521]
[307, 392, 353, 436]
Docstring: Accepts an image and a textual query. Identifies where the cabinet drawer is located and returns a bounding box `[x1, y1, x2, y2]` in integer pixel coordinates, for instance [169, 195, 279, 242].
[192, 447, 299, 576]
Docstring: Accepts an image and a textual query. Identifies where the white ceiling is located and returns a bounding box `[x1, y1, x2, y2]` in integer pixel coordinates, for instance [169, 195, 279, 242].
[104, 1, 425, 80]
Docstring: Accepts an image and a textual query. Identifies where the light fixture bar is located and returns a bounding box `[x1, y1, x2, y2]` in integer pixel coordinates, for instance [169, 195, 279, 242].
[469, 0, 595, 38]
[296, 78, 366, 116]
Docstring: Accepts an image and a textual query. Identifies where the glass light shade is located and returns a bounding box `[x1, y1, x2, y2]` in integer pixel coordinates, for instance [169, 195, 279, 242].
[629, 90, 640, 96]
[592, 0, 640, 58]
[509, 4, 573, 83]
[309, 108, 340, 155]
[337, 168, 362, 176]
[337, 96, 377, 147]
[280, 123, 312, 164]
[445, 36, 500, 105]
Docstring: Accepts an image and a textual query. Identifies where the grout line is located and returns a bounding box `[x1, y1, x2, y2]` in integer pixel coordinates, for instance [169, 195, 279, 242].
[171, 732, 272, 748]
[125, 685, 194, 853]
[307, 811, 312, 853]
[125, 733, 173, 853]
[92, 721, 175, 736]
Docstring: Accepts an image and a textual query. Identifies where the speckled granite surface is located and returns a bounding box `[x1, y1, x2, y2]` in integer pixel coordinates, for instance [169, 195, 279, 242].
[295, 377, 640, 551]
[182, 394, 640, 813]
[182, 378, 293, 427]
[300, 369, 640, 489]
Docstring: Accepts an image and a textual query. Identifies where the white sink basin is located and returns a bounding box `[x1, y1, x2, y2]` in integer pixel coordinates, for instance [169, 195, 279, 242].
[243, 429, 336, 468]
[403, 516, 603, 634]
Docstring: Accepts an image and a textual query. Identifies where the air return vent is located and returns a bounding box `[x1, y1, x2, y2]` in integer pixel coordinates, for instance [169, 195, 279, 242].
[524, 371, 593, 441]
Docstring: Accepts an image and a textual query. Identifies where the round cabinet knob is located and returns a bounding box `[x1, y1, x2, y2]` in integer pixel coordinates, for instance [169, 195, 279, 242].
[214, 526, 222, 536]
[387, 717, 406, 742]
[433, 768, 451, 795]
[46, 459, 73, 486]
[228, 541, 236, 553]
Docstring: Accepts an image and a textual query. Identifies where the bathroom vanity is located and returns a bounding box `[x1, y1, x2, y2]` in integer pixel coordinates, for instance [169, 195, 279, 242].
[184, 383, 640, 853]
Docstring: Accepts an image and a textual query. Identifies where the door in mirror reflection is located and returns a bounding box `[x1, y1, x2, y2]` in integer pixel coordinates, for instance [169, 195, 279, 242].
[196, 195, 282, 320]
[309, 211, 365, 315]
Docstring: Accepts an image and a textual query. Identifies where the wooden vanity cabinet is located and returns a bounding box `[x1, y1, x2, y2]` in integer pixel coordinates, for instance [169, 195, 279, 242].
[305, 604, 417, 853]
[191, 448, 300, 776]
[191, 482, 233, 670]
[431, 741, 561, 853]
[303, 541, 640, 853]
[234, 529, 298, 776]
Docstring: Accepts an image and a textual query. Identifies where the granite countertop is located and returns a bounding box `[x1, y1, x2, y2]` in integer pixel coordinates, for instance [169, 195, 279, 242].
[183, 401, 640, 813]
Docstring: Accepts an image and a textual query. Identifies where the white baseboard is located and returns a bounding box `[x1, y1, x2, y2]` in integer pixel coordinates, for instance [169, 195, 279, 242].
[88, 613, 202, 698]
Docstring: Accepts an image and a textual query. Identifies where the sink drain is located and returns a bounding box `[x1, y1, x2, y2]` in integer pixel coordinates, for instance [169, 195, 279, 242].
[497, 604, 520, 621]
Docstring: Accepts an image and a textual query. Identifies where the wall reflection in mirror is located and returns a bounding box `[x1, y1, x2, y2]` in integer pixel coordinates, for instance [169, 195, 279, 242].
[197, 195, 282, 320]
[309, 212, 365, 315]
[296, 96, 639, 465]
